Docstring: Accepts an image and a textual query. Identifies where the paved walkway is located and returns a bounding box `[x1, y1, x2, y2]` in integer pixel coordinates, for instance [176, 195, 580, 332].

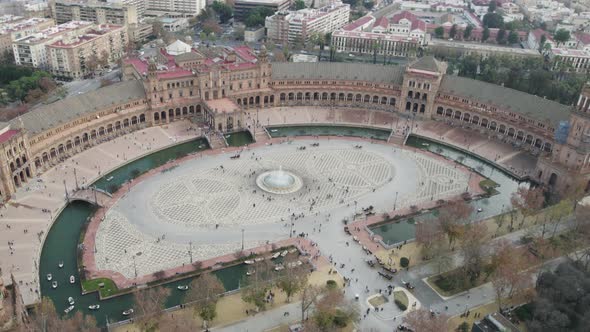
[0, 121, 198, 305]
[0, 106, 541, 317]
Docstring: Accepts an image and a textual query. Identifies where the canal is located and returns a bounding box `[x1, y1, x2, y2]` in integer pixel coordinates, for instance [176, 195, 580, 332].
[267, 125, 392, 141]
[224, 130, 254, 147]
[369, 135, 524, 245]
[38, 137, 255, 326]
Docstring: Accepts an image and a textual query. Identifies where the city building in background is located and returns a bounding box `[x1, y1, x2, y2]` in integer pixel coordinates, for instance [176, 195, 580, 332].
[46, 23, 127, 79]
[234, 0, 292, 21]
[265, 1, 350, 45]
[52, 1, 138, 25]
[0, 16, 54, 54]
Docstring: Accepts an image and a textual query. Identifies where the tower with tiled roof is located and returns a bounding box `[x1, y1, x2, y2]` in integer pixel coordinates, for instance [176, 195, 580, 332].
[401, 56, 446, 117]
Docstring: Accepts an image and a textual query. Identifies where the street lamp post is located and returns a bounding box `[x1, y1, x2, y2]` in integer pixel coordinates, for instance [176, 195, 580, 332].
[74, 168, 79, 191]
[241, 229, 244, 251]
[394, 191, 398, 210]
[63, 180, 69, 202]
[133, 255, 137, 278]
[189, 241, 193, 263]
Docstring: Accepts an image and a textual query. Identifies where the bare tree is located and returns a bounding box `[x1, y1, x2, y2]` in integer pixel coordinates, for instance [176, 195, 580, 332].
[185, 273, 225, 327]
[415, 221, 444, 259]
[241, 259, 274, 311]
[510, 186, 545, 228]
[300, 285, 323, 323]
[133, 286, 171, 330]
[438, 200, 472, 247]
[84, 54, 99, 76]
[547, 199, 573, 238]
[158, 310, 200, 332]
[403, 308, 450, 332]
[307, 289, 359, 331]
[27, 297, 63, 331]
[490, 240, 534, 310]
[459, 222, 488, 283]
[65, 311, 99, 332]
[276, 256, 308, 302]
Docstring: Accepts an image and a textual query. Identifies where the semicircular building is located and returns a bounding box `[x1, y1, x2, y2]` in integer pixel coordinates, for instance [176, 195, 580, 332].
[1, 47, 589, 200]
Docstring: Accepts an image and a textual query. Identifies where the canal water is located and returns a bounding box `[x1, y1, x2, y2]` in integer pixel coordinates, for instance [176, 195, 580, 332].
[38, 137, 255, 326]
[268, 125, 392, 141]
[38, 129, 522, 324]
[224, 130, 254, 147]
[39, 200, 255, 326]
[369, 135, 524, 245]
[93, 138, 210, 193]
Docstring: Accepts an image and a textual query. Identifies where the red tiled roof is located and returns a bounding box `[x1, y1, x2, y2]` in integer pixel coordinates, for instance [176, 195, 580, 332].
[342, 15, 374, 31]
[125, 45, 260, 80]
[374, 17, 388, 29]
[531, 29, 554, 42]
[575, 32, 590, 45]
[0, 129, 19, 144]
[390, 11, 425, 31]
[233, 45, 257, 62]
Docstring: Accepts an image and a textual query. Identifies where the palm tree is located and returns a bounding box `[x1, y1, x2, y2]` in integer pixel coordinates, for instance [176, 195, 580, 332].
[372, 41, 381, 64]
[309, 32, 326, 61]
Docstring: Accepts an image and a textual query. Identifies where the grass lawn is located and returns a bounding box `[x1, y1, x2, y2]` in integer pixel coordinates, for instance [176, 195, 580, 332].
[447, 301, 499, 332]
[82, 277, 119, 298]
[427, 268, 491, 298]
[393, 290, 408, 307]
[479, 179, 499, 195]
[368, 294, 387, 307]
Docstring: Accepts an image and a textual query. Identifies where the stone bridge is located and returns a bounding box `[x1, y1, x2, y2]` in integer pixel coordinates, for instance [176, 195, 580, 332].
[69, 187, 112, 207]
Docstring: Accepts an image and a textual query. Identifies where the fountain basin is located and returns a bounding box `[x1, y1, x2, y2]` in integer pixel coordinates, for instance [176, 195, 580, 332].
[256, 168, 303, 194]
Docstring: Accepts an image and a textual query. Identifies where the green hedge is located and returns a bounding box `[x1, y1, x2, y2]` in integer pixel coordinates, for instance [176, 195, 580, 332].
[326, 280, 337, 290]
[400, 257, 410, 268]
[395, 299, 407, 311]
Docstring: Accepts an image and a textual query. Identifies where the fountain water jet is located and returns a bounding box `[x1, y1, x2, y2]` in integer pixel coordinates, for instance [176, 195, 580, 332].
[256, 166, 303, 194]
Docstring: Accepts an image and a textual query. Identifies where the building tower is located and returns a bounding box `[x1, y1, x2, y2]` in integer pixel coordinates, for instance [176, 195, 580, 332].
[400, 56, 446, 117]
[536, 83, 590, 191]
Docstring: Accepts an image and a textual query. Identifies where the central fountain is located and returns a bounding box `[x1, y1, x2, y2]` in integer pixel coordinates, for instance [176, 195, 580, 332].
[256, 166, 303, 194]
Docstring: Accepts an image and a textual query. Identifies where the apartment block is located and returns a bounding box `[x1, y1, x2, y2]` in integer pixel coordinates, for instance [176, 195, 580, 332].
[0, 17, 55, 54]
[12, 20, 94, 68]
[107, 0, 146, 18]
[53, 1, 138, 25]
[146, 0, 206, 16]
[47, 24, 128, 79]
[265, 1, 350, 45]
[234, 0, 292, 21]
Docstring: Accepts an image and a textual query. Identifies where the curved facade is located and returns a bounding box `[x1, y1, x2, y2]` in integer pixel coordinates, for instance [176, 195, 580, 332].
[0, 51, 587, 200]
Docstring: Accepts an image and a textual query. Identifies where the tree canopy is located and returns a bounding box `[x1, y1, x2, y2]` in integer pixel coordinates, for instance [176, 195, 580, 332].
[294, 0, 306, 10]
[553, 29, 571, 46]
[244, 7, 275, 28]
[444, 55, 586, 105]
[211, 1, 234, 23]
[483, 12, 504, 29]
[526, 262, 590, 331]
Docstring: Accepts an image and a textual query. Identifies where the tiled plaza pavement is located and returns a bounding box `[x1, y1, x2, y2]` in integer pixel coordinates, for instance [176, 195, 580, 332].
[1, 106, 536, 315]
[89, 138, 474, 281]
[417, 121, 537, 178]
[0, 121, 198, 305]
